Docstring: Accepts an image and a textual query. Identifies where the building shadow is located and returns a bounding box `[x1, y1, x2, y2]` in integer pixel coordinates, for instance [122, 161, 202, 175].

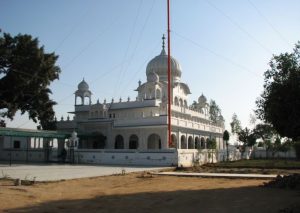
[3, 185, 300, 213]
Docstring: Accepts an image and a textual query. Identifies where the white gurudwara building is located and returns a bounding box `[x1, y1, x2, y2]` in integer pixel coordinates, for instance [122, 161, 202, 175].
[56, 37, 226, 166]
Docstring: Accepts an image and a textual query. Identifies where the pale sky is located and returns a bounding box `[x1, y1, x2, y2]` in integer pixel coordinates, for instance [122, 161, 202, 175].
[1, 0, 300, 132]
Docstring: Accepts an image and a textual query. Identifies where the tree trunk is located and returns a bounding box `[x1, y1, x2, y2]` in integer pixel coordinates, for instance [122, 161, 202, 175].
[226, 142, 229, 161]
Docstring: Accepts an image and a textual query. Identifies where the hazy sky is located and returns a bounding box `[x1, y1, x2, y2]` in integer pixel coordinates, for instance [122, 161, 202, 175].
[1, 0, 300, 131]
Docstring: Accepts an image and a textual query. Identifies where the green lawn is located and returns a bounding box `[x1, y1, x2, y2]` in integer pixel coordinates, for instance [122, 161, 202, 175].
[210, 159, 300, 169]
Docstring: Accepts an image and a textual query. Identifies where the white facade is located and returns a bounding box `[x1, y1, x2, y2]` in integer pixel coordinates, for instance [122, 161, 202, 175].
[56, 37, 225, 165]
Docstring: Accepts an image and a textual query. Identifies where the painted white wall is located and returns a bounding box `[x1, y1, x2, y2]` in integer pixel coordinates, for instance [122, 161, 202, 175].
[74, 149, 178, 166]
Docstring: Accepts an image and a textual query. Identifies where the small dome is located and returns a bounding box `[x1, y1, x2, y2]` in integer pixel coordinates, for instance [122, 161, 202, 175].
[198, 94, 207, 104]
[78, 79, 89, 91]
[218, 115, 224, 121]
[147, 71, 159, 82]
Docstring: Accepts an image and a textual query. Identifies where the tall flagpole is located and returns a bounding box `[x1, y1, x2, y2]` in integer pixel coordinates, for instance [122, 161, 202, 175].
[167, 0, 171, 147]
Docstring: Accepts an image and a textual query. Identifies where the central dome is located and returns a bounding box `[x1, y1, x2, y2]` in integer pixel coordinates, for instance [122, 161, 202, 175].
[146, 43, 182, 82]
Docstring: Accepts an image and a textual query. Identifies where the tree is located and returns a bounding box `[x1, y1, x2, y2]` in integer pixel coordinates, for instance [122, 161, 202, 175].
[0, 32, 60, 129]
[223, 130, 230, 161]
[277, 140, 292, 153]
[206, 138, 217, 163]
[256, 42, 300, 141]
[0, 119, 5, 127]
[209, 100, 221, 124]
[238, 127, 256, 155]
[252, 123, 276, 158]
[230, 113, 242, 134]
[190, 100, 197, 110]
[206, 138, 217, 149]
[272, 137, 281, 157]
[249, 113, 256, 127]
[252, 123, 275, 143]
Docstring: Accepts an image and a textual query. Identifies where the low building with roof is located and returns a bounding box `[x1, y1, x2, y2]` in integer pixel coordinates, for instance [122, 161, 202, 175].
[0, 127, 70, 163]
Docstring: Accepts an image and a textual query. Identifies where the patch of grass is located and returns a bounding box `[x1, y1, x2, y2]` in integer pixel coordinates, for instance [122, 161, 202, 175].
[208, 159, 300, 169]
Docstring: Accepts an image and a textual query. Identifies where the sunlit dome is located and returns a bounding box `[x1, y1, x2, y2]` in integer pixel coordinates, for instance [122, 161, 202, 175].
[146, 35, 182, 82]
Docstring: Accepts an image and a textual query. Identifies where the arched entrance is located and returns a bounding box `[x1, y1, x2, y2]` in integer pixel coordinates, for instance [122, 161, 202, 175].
[129, 134, 139, 149]
[188, 136, 194, 149]
[195, 137, 200, 149]
[170, 134, 177, 148]
[206, 138, 210, 149]
[200, 137, 205, 149]
[180, 135, 187, 149]
[92, 134, 106, 149]
[115, 135, 124, 149]
[147, 134, 161, 149]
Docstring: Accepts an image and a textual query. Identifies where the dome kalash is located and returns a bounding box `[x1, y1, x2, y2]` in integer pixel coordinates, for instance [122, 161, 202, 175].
[146, 35, 182, 83]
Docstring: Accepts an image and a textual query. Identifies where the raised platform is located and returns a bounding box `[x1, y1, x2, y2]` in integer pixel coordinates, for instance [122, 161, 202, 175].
[155, 172, 278, 179]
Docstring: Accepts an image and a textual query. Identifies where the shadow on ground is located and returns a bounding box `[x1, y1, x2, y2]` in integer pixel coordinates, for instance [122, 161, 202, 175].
[3, 186, 300, 213]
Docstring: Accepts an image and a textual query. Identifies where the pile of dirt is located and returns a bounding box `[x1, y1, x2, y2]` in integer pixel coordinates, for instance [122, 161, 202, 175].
[263, 174, 300, 190]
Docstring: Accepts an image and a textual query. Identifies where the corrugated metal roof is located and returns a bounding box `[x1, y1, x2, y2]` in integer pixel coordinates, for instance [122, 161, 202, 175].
[0, 127, 70, 139]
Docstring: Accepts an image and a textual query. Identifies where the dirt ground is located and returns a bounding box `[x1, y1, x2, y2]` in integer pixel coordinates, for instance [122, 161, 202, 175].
[179, 165, 300, 175]
[0, 172, 299, 213]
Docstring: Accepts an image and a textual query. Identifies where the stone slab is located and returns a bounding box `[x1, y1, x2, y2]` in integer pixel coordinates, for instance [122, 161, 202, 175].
[155, 172, 278, 179]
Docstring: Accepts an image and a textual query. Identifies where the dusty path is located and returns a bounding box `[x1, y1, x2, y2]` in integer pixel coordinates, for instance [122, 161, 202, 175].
[0, 173, 299, 213]
[0, 163, 170, 181]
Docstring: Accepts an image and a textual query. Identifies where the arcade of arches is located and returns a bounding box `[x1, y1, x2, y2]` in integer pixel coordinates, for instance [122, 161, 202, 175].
[173, 133, 212, 149]
[79, 132, 217, 150]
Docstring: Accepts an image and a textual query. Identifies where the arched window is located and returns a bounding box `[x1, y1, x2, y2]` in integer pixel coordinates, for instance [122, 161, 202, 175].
[170, 134, 177, 148]
[129, 135, 139, 149]
[180, 135, 187, 149]
[84, 96, 90, 105]
[115, 135, 124, 149]
[179, 98, 183, 107]
[147, 134, 161, 149]
[188, 136, 194, 149]
[75, 96, 83, 105]
[174, 97, 179, 106]
[184, 100, 188, 108]
[148, 89, 152, 99]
